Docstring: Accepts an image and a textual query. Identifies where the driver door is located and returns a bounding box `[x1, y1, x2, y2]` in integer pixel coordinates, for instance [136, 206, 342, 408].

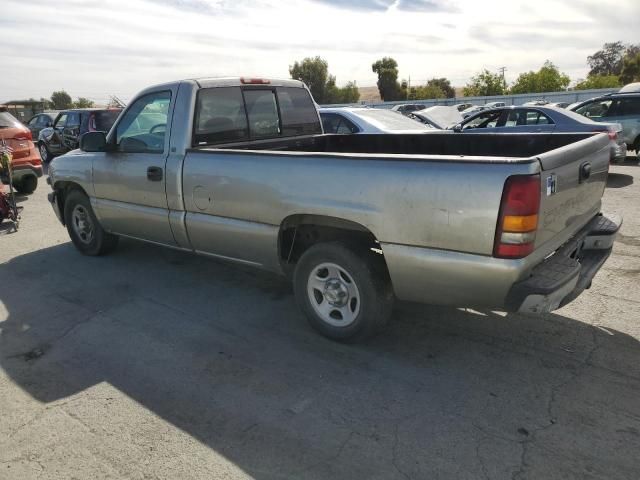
[48, 113, 68, 154]
[92, 89, 177, 245]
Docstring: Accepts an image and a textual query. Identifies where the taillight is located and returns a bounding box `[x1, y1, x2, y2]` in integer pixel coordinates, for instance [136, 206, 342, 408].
[595, 128, 618, 140]
[240, 77, 270, 84]
[14, 129, 32, 141]
[494, 174, 541, 259]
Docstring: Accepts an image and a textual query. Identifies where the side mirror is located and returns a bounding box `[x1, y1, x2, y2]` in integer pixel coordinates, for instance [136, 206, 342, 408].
[80, 131, 107, 152]
[453, 124, 462, 132]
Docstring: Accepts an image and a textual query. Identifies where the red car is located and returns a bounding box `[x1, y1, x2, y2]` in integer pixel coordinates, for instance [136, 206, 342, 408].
[0, 108, 43, 194]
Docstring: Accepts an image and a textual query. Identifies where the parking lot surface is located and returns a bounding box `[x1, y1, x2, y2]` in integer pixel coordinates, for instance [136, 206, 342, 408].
[1, 158, 640, 480]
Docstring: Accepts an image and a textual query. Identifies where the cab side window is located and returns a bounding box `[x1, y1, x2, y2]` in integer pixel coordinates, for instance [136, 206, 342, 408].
[54, 114, 68, 129]
[243, 90, 280, 139]
[67, 112, 81, 129]
[194, 87, 248, 145]
[116, 91, 171, 153]
[575, 100, 612, 118]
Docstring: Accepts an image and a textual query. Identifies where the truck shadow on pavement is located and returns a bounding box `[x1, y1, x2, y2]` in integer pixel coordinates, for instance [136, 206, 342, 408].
[1, 240, 639, 479]
[606, 173, 634, 188]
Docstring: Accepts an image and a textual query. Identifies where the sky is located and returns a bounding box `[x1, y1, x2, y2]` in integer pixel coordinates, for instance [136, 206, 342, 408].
[1, 0, 639, 104]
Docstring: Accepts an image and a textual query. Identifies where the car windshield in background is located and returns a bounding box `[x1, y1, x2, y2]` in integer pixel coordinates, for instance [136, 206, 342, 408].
[93, 110, 121, 131]
[0, 111, 21, 128]
[356, 109, 433, 131]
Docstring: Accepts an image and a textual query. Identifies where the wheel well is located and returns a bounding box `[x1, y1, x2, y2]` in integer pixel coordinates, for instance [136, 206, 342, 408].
[278, 215, 388, 276]
[53, 182, 88, 225]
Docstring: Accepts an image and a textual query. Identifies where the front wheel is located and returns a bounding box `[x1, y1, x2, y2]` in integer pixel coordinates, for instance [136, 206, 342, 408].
[293, 242, 394, 342]
[63, 190, 118, 255]
[38, 142, 51, 163]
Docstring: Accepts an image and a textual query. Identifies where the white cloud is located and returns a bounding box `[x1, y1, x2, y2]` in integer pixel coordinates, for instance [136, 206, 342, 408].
[1, 0, 639, 103]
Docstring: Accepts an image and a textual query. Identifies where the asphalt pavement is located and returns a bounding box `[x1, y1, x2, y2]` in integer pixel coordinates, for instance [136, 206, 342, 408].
[1, 157, 640, 479]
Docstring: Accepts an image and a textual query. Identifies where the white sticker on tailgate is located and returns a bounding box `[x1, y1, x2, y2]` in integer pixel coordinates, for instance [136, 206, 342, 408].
[546, 174, 557, 196]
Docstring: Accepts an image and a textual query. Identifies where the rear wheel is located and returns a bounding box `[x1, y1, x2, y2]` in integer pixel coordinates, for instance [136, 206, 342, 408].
[38, 142, 51, 163]
[13, 176, 37, 194]
[293, 242, 394, 342]
[64, 190, 118, 255]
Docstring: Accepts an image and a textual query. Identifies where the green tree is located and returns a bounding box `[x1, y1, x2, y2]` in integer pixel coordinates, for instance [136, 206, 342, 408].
[50, 90, 73, 110]
[426, 78, 455, 98]
[408, 84, 446, 100]
[574, 75, 622, 90]
[372, 57, 402, 101]
[510, 61, 570, 94]
[324, 77, 360, 104]
[73, 97, 95, 108]
[337, 81, 360, 103]
[620, 52, 640, 84]
[289, 56, 329, 103]
[463, 69, 505, 97]
[588, 41, 626, 76]
[39, 97, 53, 109]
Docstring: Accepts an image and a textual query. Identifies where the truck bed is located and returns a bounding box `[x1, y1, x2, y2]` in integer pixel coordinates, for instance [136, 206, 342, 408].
[194, 132, 594, 162]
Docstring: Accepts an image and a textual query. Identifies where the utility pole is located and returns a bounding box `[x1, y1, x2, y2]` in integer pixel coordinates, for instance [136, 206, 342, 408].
[498, 66, 507, 91]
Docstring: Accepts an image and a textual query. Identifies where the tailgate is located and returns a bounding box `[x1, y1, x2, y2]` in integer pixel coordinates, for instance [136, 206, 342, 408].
[535, 133, 610, 253]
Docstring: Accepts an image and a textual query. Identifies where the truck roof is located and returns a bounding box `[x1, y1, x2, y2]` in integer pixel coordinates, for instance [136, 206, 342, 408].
[139, 77, 306, 93]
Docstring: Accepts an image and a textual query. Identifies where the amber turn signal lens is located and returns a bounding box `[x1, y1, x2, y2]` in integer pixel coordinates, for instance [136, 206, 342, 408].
[502, 214, 538, 233]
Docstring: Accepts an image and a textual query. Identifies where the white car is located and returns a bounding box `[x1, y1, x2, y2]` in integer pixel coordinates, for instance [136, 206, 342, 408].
[410, 106, 463, 130]
[320, 107, 435, 134]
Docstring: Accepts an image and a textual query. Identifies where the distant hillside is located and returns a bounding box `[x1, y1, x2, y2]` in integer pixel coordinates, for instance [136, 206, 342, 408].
[357, 86, 464, 104]
[358, 86, 381, 103]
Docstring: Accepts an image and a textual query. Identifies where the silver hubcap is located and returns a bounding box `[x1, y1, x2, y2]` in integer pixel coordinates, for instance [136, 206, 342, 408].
[71, 205, 94, 244]
[307, 262, 360, 327]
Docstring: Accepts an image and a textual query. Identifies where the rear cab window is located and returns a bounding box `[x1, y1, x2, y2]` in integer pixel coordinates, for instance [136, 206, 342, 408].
[193, 84, 321, 146]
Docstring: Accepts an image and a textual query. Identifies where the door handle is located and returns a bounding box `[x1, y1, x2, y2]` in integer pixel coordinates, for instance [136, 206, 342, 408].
[147, 166, 163, 181]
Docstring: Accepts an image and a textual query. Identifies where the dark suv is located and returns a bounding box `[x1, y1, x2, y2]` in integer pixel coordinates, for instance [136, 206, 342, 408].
[37, 108, 122, 162]
[569, 90, 640, 157]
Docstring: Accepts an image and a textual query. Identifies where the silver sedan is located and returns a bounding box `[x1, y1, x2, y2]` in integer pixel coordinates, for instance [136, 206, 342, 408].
[319, 107, 436, 134]
[451, 105, 627, 162]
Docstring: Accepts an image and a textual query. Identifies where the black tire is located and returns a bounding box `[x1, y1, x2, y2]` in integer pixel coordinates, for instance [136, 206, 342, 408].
[293, 242, 394, 342]
[63, 189, 118, 255]
[635, 137, 640, 159]
[13, 176, 37, 194]
[38, 142, 51, 163]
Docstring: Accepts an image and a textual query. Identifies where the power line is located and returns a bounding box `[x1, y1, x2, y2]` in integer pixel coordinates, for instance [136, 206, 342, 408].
[498, 66, 507, 90]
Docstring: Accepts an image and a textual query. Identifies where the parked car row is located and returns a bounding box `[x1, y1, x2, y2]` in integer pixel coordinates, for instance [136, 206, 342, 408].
[319, 102, 628, 164]
[0, 106, 122, 195]
[34, 108, 122, 162]
[567, 87, 640, 156]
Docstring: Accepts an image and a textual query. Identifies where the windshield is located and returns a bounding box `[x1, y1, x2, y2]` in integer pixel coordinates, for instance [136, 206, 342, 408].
[354, 109, 433, 131]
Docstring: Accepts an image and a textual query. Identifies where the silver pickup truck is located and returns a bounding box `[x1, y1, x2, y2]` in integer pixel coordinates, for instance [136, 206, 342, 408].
[48, 77, 621, 341]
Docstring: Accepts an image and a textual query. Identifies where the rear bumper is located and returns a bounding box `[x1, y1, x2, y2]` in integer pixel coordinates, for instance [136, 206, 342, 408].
[381, 213, 620, 312]
[1, 161, 43, 184]
[505, 214, 621, 313]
